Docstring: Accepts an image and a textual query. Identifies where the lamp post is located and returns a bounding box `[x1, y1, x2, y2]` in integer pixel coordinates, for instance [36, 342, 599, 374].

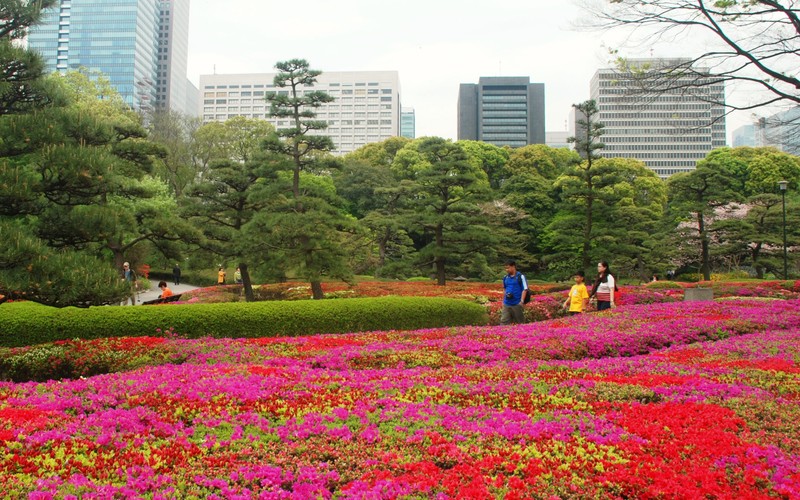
[778, 180, 788, 279]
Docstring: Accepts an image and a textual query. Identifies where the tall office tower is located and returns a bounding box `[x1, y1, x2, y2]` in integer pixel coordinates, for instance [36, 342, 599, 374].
[156, 0, 195, 116]
[457, 76, 545, 147]
[401, 107, 416, 138]
[199, 71, 402, 155]
[590, 58, 726, 178]
[28, 0, 194, 115]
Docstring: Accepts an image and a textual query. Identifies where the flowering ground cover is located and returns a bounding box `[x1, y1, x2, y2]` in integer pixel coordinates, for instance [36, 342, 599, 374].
[1, 300, 799, 498]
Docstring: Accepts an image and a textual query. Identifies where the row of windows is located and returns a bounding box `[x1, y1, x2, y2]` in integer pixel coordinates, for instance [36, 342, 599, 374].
[604, 128, 712, 135]
[604, 144, 712, 151]
[482, 118, 527, 125]
[203, 83, 388, 89]
[482, 103, 527, 110]
[603, 136, 712, 143]
[599, 103, 717, 112]
[604, 120, 713, 127]
[600, 112, 712, 119]
[597, 95, 725, 104]
[604, 152, 705, 159]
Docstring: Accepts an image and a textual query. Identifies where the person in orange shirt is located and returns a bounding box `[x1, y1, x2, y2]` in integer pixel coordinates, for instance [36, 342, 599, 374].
[158, 281, 173, 299]
[218, 267, 226, 285]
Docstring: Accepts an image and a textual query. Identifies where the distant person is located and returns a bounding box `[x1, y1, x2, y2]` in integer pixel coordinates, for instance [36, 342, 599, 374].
[651, 274, 659, 282]
[590, 261, 617, 311]
[158, 281, 173, 299]
[122, 262, 137, 306]
[234, 266, 242, 284]
[218, 267, 226, 285]
[666, 269, 675, 280]
[501, 260, 529, 325]
[172, 264, 181, 285]
[563, 270, 589, 315]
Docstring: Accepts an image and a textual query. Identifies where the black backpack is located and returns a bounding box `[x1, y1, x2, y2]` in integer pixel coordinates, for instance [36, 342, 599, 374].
[517, 273, 531, 304]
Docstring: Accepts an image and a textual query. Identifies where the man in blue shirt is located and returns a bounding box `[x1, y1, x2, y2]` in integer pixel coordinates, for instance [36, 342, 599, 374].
[501, 259, 528, 325]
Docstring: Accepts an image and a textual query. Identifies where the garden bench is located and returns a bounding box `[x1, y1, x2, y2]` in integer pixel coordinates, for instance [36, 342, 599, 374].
[142, 294, 183, 305]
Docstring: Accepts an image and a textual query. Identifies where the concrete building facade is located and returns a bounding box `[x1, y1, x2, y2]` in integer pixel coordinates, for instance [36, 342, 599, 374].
[28, 0, 195, 115]
[199, 71, 402, 155]
[457, 76, 545, 147]
[590, 59, 726, 177]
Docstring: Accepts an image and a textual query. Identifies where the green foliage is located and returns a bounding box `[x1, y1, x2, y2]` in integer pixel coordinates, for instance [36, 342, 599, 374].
[645, 280, 683, 290]
[249, 59, 353, 299]
[0, 297, 488, 348]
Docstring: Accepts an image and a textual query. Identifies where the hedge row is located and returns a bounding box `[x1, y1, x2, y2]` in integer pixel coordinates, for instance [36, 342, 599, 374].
[0, 297, 488, 348]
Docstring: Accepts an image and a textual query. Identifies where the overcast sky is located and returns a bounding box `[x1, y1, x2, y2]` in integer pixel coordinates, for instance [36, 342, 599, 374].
[187, 0, 755, 142]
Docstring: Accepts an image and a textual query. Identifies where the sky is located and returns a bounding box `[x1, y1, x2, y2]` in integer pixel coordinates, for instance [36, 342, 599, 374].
[186, 0, 755, 142]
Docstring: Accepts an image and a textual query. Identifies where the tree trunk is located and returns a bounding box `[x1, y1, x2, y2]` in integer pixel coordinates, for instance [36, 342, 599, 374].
[698, 213, 711, 281]
[239, 262, 255, 302]
[435, 222, 446, 286]
[311, 281, 324, 300]
[582, 172, 594, 270]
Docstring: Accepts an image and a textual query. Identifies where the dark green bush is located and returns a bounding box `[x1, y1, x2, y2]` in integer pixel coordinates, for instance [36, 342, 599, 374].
[0, 297, 488, 348]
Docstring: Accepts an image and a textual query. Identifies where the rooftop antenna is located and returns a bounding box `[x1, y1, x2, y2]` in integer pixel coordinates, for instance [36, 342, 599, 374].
[213, 64, 216, 75]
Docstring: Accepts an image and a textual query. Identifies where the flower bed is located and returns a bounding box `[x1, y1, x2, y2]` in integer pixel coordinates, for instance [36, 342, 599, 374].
[1, 300, 799, 497]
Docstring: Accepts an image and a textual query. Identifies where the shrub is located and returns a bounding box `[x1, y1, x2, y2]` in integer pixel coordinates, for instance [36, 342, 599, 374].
[645, 280, 684, 290]
[0, 297, 488, 348]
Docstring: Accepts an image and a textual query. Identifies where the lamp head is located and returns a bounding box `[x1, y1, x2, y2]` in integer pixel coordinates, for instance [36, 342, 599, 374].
[778, 180, 789, 191]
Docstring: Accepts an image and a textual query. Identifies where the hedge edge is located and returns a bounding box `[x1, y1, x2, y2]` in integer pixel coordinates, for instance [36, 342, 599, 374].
[0, 297, 488, 348]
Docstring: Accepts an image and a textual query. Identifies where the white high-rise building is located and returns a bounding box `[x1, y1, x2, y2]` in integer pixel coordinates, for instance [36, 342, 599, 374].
[199, 71, 402, 155]
[590, 59, 726, 177]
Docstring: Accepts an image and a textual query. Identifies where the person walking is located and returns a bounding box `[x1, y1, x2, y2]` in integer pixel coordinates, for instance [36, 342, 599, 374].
[501, 260, 529, 325]
[563, 270, 590, 315]
[590, 261, 617, 311]
[172, 264, 181, 286]
[234, 266, 242, 284]
[217, 266, 226, 285]
[122, 262, 137, 306]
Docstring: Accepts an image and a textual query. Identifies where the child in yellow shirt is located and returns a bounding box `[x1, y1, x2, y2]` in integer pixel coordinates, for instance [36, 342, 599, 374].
[563, 270, 590, 315]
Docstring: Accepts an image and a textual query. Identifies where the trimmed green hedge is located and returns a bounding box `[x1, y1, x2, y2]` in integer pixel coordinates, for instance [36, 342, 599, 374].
[0, 297, 488, 348]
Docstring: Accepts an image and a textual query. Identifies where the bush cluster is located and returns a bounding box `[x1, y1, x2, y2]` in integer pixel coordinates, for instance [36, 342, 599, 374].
[0, 297, 488, 348]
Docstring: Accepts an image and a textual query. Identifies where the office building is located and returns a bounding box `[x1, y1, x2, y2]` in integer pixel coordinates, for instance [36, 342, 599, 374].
[546, 131, 571, 149]
[28, 0, 196, 115]
[457, 76, 545, 147]
[755, 107, 800, 156]
[156, 1, 196, 116]
[590, 58, 726, 177]
[732, 124, 756, 147]
[401, 107, 416, 139]
[199, 71, 402, 155]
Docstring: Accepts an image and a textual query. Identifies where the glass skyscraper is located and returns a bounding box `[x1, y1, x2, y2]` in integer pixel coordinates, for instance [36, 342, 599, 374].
[28, 0, 192, 114]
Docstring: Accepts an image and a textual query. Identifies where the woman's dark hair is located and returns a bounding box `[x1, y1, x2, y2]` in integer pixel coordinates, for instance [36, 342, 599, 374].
[158, 281, 167, 288]
[590, 261, 617, 296]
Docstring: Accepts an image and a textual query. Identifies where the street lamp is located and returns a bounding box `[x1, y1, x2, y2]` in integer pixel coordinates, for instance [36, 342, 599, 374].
[778, 180, 788, 279]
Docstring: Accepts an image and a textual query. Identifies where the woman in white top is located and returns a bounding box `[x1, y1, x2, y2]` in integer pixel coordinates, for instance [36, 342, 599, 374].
[591, 261, 616, 311]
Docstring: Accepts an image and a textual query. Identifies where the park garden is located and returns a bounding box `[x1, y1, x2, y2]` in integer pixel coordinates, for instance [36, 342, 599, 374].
[1, 279, 800, 497]
[2, 2, 800, 497]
